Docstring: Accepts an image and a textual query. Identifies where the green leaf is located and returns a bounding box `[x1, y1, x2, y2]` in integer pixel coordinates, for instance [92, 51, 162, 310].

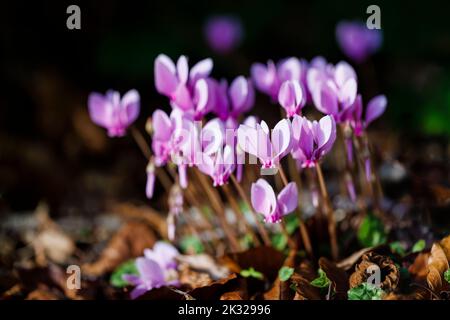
[240, 233, 254, 249]
[357, 214, 387, 247]
[110, 260, 138, 288]
[285, 215, 299, 235]
[348, 283, 385, 300]
[271, 233, 288, 251]
[240, 267, 264, 280]
[310, 269, 331, 289]
[412, 239, 426, 253]
[180, 235, 204, 254]
[390, 241, 406, 256]
[444, 269, 450, 284]
[279, 267, 294, 282]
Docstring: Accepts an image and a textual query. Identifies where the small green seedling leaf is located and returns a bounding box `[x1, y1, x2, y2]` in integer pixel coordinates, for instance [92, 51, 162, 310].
[310, 268, 330, 289]
[412, 239, 426, 253]
[272, 233, 288, 251]
[240, 267, 264, 280]
[390, 241, 406, 256]
[279, 266, 294, 282]
[357, 214, 387, 247]
[444, 269, 450, 284]
[348, 283, 385, 300]
[180, 235, 205, 254]
[110, 259, 138, 288]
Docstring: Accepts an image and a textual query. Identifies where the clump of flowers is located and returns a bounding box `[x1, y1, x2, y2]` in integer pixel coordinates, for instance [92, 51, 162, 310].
[88, 51, 388, 298]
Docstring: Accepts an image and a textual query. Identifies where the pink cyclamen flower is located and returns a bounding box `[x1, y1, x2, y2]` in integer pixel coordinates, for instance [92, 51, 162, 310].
[88, 89, 140, 137]
[154, 54, 214, 120]
[251, 57, 306, 101]
[144, 241, 179, 270]
[197, 144, 235, 186]
[278, 80, 306, 117]
[213, 76, 255, 122]
[122, 258, 167, 299]
[291, 115, 337, 168]
[307, 60, 358, 122]
[151, 108, 190, 167]
[251, 179, 298, 223]
[336, 21, 382, 64]
[343, 94, 387, 137]
[122, 241, 180, 299]
[237, 119, 292, 169]
[204, 16, 243, 54]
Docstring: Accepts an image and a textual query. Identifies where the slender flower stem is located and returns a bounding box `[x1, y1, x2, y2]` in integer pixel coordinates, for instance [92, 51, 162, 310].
[278, 165, 314, 258]
[221, 184, 261, 247]
[130, 126, 152, 159]
[166, 166, 221, 249]
[278, 165, 289, 186]
[315, 162, 339, 260]
[129, 126, 172, 191]
[194, 169, 241, 252]
[280, 220, 296, 250]
[230, 174, 271, 246]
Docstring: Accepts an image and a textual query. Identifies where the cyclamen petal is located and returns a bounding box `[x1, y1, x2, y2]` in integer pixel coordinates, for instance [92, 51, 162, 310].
[277, 182, 299, 215]
[365, 95, 387, 125]
[154, 54, 178, 96]
[251, 179, 277, 219]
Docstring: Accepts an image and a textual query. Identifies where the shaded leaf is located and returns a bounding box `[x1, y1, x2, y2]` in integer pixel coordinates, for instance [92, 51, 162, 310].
[348, 283, 385, 300]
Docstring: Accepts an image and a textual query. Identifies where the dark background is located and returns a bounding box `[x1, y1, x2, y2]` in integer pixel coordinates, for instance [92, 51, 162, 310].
[1, 0, 449, 215]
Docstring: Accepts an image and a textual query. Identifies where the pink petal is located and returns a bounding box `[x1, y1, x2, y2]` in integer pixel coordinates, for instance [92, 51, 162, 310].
[88, 92, 113, 128]
[154, 54, 178, 96]
[152, 109, 173, 141]
[190, 58, 213, 83]
[193, 79, 209, 114]
[334, 61, 357, 89]
[176, 55, 189, 84]
[277, 182, 298, 215]
[121, 89, 140, 125]
[237, 124, 258, 157]
[229, 76, 249, 112]
[365, 94, 387, 125]
[251, 179, 277, 216]
[313, 82, 339, 116]
[271, 118, 292, 160]
[339, 78, 357, 107]
[277, 57, 302, 82]
[202, 118, 224, 155]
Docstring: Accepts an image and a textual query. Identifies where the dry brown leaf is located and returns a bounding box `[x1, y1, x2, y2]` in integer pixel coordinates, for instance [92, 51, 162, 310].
[336, 247, 375, 271]
[426, 243, 449, 292]
[26, 288, 59, 300]
[439, 235, 450, 260]
[177, 254, 229, 280]
[290, 274, 321, 300]
[220, 246, 285, 282]
[220, 291, 245, 300]
[82, 221, 157, 276]
[188, 273, 241, 300]
[349, 252, 399, 291]
[408, 252, 430, 282]
[319, 257, 349, 299]
[178, 262, 213, 289]
[111, 203, 168, 239]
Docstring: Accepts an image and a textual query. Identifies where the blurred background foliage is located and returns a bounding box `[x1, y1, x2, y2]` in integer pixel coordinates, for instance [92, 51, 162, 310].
[0, 0, 449, 212]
